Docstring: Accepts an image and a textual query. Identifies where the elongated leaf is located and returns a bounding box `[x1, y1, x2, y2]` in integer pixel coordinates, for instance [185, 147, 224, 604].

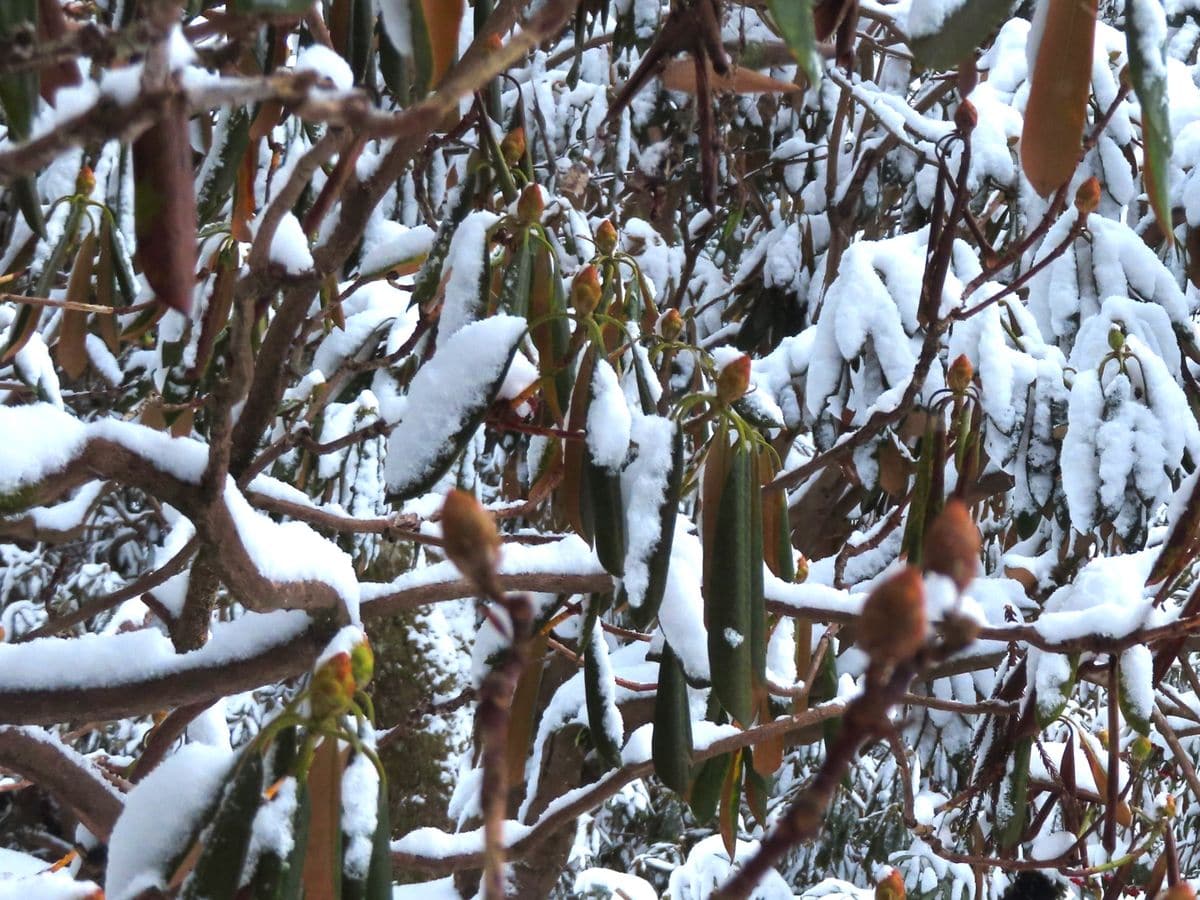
[420, 0, 464, 87]
[384, 315, 526, 498]
[661, 57, 804, 94]
[689, 752, 731, 824]
[1034, 652, 1078, 727]
[1148, 471, 1200, 589]
[562, 349, 596, 541]
[1020, 0, 1099, 196]
[302, 738, 345, 900]
[653, 642, 694, 795]
[181, 753, 265, 900]
[529, 243, 571, 421]
[767, 0, 822, 86]
[55, 230, 97, 379]
[996, 736, 1031, 850]
[1126, 0, 1174, 240]
[498, 230, 534, 317]
[506, 636, 547, 785]
[1076, 726, 1133, 827]
[706, 441, 757, 726]
[0, 3, 44, 237]
[718, 748, 744, 861]
[133, 96, 198, 315]
[1118, 645, 1153, 736]
[907, 0, 1016, 69]
[196, 106, 251, 223]
[625, 419, 684, 630]
[584, 607, 624, 769]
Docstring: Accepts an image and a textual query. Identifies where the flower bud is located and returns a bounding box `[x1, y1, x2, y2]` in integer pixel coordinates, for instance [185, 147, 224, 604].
[953, 99, 977, 134]
[1160, 884, 1195, 900]
[857, 566, 927, 665]
[517, 184, 544, 224]
[876, 869, 906, 900]
[570, 265, 602, 317]
[310, 652, 355, 720]
[1075, 176, 1101, 216]
[1108, 326, 1125, 353]
[923, 498, 981, 591]
[658, 308, 683, 341]
[1131, 734, 1154, 762]
[500, 126, 526, 167]
[947, 354, 974, 394]
[440, 488, 502, 596]
[350, 637, 374, 689]
[595, 219, 618, 255]
[716, 354, 752, 406]
[795, 554, 810, 583]
[76, 165, 95, 197]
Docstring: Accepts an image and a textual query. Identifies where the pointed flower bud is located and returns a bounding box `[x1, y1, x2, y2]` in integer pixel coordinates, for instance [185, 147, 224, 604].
[571, 265, 602, 317]
[1075, 176, 1101, 216]
[716, 354, 752, 406]
[923, 498, 981, 591]
[500, 126, 526, 166]
[1108, 326, 1125, 353]
[517, 184, 544, 224]
[441, 488, 502, 596]
[350, 637, 374, 689]
[658, 308, 683, 341]
[953, 99, 977, 135]
[857, 566, 927, 665]
[876, 869, 906, 900]
[310, 652, 355, 720]
[76, 165, 95, 197]
[947, 354, 973, 394]
[595, 219, 618, 255]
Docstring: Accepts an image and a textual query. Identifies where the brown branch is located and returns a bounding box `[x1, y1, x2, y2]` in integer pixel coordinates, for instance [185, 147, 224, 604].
[0, 726, 124, 841]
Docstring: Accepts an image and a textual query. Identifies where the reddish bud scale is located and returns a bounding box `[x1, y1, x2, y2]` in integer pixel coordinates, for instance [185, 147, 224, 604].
[923, 498, 981, 591]
[716, 355, 751, 406]
[658, 308, 683, 341]
[954, 99, 978, 134]
[517, 184, 544, 224]
[311, 652, 355, 719]
[1075, 176, 1101, 216]
[947, 354, 974, 394]
[440, 488, 502, 595]
[876, 868, 907, 900]
[571, 265, 602, 317]
[857, 566, 927, 665]
[501, 127, 526, 167]
[595, 219, 618, 255]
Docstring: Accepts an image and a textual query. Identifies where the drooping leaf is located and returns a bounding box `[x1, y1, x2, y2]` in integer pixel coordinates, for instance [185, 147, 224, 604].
[0, 1, 45, 237]
[689, 752, 731, 824]
[1126, 0, 1173, 240]
[907, 0, 1016, 70]
[196, 106, 251, 224]
[55, 230, 97, 379]
[653, 641, 694, 796]
[661, 57, 804, 94]
[706, 438, 758, 726]
[180, 753, 265, 900]
[996, 735, 1031, 850]
[1118, 644, 1153, 736]
[718, 748, 744, 861]
[584, 608, 624, 769]
[420, 0, 464, 87]
[133, 96, 199, 316]
[1020, 0, 1099, 196]
[1147, 470, 1200, 590]
[766, 0, 822, 87]
[383, 315, 526, 498]
[1034, 651, 1078, 728]
[624, 418, 684, 630]
[301, 737, 346, 900]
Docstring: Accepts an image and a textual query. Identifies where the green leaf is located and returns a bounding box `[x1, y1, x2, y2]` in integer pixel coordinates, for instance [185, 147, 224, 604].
[1034, 652, 1078, 728]
[706, 441, 758, 726]
[626, 420, 684, 630]
[196, 107, 251, 224]
[688, 753, 731, 824]
[996, 736, 1031, 850]
[584, 605, 624, 769]
[411, 168, 477, 309]
[766, 0, 821, 87]
[384, 316, 526, 499]
[907, 0, 1016, 70]
[181, 753, 265, 900]
[1126, 0, 1174, 240]
[498, 229, 534, 317]
[1118, 645, 1153, 736]
[652, 641, 694, 796]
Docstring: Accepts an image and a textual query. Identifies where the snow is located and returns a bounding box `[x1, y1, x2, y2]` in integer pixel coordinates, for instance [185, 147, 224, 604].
[905, 0, 967, 39]
[586, 357, 631, 470]
[341, 751, 380, 879]
[359, 222, 435, 276]
[0, 610, 310, 691]
[436, 211, 500, 348]
[0, 870, 101, 899]
[586, 616, 625, 754]
[295, 44, 354, 91]
[668, 834, 795, 899]
[384, 315, 527, 493]
[106, 743, 235, 900]
[620, 415, 676, 609]
[266, 212, 314, 274]
[656, 517, 710, 681]
[574, 868, 658, 899]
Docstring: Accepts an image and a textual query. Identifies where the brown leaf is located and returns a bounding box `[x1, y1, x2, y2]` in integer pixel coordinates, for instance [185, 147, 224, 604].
[1020, 0, 1098, 196]
[661, 57, 804, 94]
[421, 0, 465, 87]
[301, 738, 347, 900]
[133, 98, 198, 316]
[56, 230, 97, 379]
